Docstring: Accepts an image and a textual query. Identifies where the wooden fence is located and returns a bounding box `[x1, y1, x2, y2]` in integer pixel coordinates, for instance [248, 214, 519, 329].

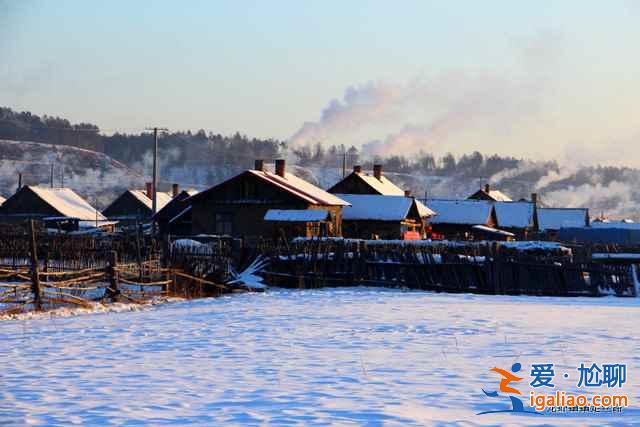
[0, 224, 240, 316]
[261, 238, 638, 297]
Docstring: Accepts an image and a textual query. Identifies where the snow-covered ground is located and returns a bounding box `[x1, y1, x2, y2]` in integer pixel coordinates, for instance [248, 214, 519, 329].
[0, 289, 638, 426]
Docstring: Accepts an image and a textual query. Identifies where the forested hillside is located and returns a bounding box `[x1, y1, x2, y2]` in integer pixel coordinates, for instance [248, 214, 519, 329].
[2, 107, 639, 219]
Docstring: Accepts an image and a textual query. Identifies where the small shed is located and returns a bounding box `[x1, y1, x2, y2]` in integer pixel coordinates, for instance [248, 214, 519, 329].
[328, 165, 405, 196]
[103, 183, 173, 225]
[337, 194, 434, 239]
[264, 209, 332, 239]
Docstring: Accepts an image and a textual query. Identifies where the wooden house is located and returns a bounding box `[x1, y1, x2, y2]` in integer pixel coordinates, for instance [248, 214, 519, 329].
[328, 164, 405, 195]
[0, 185, 113, 231]
[337, 194, 434, 240]
[467, 184, 512, 202]
[538, 207, 589, 239]
[187, 160, 350, 239]
[153, 185, 198, 236]
[103, 183, 173, 225]
[493, 201, 536, 239]
[422, 199, 500, 240]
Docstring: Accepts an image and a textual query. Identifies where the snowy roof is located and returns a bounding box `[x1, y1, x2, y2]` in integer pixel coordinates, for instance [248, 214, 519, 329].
[493, 201, 535, 228]
[414, 199, 436, 218]
[249, 170, 349, 206]
[421, 199, 493, 225]
[338, 194, 433, 221]
[468, 188, 512, 202]
[78, 220, 118, 229]
[264, 209, 330, 222]
[471, 224, 515, 237]
[538, 208, 588, 231]
[591, 220, 640, 230]
[128, 190, 173, 211]
[487, 190, 512, 202]
[0, 195, 5, 206]
[190, 169, 349, 207]
[28, 186, 107, 221]
[353, 173, 405, 196]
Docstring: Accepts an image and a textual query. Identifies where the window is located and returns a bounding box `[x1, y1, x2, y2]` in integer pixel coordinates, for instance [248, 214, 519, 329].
[214, 213, 233, 235]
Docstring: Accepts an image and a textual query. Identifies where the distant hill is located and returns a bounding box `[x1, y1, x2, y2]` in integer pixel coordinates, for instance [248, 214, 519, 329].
[2, 106, 639, 220]
[0, 139, 142, 209]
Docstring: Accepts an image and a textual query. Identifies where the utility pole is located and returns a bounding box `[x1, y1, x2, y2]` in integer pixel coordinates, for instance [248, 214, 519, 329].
[145, 127, 168, 223]
[340, 144, 347, 178]
[342, 145, 346, 178]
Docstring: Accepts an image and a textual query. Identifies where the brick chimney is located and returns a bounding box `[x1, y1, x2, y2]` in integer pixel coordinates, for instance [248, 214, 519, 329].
[404, 190, 411, 197]
[531, 193, 538, 205]
[145, 182, 153, 199]
[484, 183, 490, 193]
[373, 164, 383, 180]
[275, 159, 286, 177]
[172, 183, 180, 197]
[254, 159, 264, 171]
[353, 165, 362, 173]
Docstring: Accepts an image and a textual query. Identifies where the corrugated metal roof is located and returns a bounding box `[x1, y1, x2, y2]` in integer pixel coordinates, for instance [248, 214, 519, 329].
[29, 186, 106, 221]
[422, 199, 493, 225]
[264, 209, 330, 222]
[338, 194, 432, 221]
[538, 208, 588, 231]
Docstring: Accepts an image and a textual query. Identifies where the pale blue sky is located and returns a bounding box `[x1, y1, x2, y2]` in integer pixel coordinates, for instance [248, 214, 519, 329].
[2, 1, 639, 163]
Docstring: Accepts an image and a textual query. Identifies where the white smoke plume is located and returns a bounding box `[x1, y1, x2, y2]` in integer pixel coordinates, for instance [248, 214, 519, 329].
[289, 31, 563, 157]
[291, 71, 544, 158]
[543, 180, 638, 219]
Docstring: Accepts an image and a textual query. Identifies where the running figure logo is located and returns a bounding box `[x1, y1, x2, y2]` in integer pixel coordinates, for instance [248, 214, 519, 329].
[477, 362, 540, 415]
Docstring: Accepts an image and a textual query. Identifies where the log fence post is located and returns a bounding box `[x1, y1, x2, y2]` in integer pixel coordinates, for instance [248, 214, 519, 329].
[28, 220, 43, 311]
[106, 250, 120, 301]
